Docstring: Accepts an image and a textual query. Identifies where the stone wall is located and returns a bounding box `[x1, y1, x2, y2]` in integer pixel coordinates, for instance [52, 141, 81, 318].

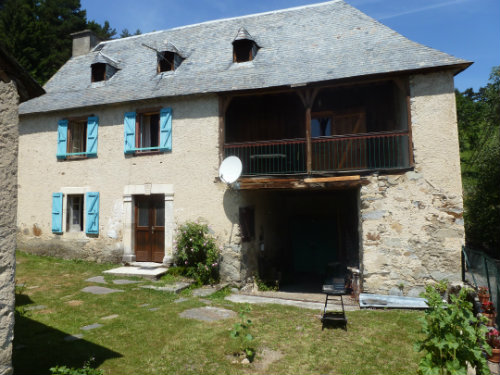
[0, 79, 19, 375]
[360, 71, 464, 295]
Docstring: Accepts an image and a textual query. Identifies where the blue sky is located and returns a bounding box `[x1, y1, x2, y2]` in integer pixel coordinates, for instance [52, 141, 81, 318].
[81, 0, 499, 91]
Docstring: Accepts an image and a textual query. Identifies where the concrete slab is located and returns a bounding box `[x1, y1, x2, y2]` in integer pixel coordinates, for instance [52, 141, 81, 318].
[81, 323, 103, 331]
[64, 334, 83, 342]
[225, 294, 359, 311]
[140, 282, 191, 293]
[86, 276, 107, 284]
[103, 264, 167, 279]
[174, 298, 189, 304]
[81, 286, 124, 295]
[359, 293, 428, 309]
[112, 279, 140, 285]
[179, 306, 236, 322]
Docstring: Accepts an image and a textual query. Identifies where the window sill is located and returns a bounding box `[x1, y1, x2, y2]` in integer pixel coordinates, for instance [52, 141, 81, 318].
[133, 150, 164, 156]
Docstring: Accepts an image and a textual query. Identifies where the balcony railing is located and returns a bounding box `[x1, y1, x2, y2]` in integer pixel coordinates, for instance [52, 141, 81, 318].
[224, 131, 410, 176]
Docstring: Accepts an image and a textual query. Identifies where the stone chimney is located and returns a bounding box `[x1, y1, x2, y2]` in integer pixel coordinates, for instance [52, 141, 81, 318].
[70, 30, 101, 57]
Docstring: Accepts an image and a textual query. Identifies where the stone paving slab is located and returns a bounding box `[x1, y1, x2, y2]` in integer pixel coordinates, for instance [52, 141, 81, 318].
[25, 305, 47, 311]
[81, 286, 124, 295]
[64, 334, 83, 342]
[86, 276, 107, 284]
[192, 285, 221, 297]
[138, 303, 150, 308]
[179, 306, 236, 322]
[112, 279, 140, 285]
[225, 294, 359, 311]
[148, 307, 160, 312]
[101, 314, 119, 320]
[81, 323, 103, 331]
[140, 282, 191, 293]
[103, 265, 168, 279]
[174, 298, 189, 303]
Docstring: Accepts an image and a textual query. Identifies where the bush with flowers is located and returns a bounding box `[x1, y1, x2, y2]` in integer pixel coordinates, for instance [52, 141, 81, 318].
[487, 328, 500, 349]
[174, 221, 220, 285]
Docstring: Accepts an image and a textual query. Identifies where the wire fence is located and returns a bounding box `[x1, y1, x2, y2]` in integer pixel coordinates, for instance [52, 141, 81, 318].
[463, 245, 500, 325]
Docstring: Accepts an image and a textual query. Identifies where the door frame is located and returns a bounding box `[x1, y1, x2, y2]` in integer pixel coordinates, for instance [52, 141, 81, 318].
[122, 184, 174, 265]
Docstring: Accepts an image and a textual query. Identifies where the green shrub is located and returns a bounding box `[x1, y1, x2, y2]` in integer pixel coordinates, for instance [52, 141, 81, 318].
[415, 284, 490, 375]
[230, 304, 255, 362]
[174, 221, 220, 285]
[50, 359, 103, 375]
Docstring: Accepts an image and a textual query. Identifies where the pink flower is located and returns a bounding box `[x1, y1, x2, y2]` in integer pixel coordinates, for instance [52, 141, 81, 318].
[185, 261, 188, 265]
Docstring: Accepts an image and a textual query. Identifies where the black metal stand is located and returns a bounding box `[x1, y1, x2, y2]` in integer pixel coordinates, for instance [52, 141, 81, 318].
[321, 283, 347, 330]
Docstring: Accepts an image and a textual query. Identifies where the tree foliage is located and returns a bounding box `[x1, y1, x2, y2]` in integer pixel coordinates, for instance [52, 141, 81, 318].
[456, 66, 500, 254]
[0, 0, 116, 85]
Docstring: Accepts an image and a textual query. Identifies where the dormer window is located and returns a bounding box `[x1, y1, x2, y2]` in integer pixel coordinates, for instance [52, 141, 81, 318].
[232, 27, 259, 63]
[158, 51, 175, 73]
[91, 63, 106, 82]
[90, 52, 119, 83]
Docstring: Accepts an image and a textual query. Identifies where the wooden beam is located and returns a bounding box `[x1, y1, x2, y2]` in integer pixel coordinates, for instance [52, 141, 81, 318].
[305, 106, 312, 174]
[303, 175, 360, 183]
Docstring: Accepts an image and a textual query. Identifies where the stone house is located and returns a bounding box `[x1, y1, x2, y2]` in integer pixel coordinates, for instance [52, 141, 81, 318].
[0, 45, 44, 375]
[17, 1, 470, 296]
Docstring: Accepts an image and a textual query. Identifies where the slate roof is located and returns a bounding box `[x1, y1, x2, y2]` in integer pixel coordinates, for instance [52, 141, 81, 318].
[19, 0, 470, 115]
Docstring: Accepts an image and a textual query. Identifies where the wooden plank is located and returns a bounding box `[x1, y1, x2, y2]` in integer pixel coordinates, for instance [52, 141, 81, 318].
[303, 175, 360, 183]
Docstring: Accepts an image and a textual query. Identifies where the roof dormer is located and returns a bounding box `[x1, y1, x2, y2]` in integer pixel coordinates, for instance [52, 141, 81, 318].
[157, 42, 184, 73]
[232, 28, 259, 63]
[91, 52, 119, 82]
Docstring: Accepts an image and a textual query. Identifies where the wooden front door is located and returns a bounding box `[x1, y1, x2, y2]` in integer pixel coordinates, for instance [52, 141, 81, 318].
[134, 195, 165, 262]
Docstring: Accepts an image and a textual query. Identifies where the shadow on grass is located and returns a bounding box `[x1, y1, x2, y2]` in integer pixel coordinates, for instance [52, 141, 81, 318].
[13, 313, 122, 375]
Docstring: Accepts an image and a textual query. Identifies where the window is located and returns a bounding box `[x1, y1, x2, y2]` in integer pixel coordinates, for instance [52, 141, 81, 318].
[67, 195, 83, 232]
[57, 116, 98, 159]
[311, 113, 333, 137]
[52, 192, 100, 235]
[233, 39, 257, 63]
[139, 113, 160, 150]
[91, 63, 106, 82]
[239, 206, 255, 242]
[124, 108, 172, 154]
[158, 51, 175, 72]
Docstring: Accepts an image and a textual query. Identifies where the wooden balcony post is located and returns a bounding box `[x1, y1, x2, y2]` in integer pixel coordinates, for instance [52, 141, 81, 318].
[305, 106, 312, 174]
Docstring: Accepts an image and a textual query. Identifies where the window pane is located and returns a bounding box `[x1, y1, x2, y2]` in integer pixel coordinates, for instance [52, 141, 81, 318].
[312, 117, 331, 137]
[137, 200, 149, 227]
[68, 122, 86, 154]
[155, 205, 164, 227]
[67, 195, 83, 232]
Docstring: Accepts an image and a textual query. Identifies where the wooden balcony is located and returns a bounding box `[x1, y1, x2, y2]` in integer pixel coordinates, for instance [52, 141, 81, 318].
[224, 131, 411, 176]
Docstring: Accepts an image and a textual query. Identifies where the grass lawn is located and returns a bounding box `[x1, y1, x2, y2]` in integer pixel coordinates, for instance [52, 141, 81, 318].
[14, 251, 423, 374]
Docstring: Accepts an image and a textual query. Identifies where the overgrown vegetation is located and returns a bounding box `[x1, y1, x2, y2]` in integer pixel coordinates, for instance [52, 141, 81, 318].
[230, 305, 255, 362]
[50, 358, 103, 375]
[415, 284, 490, 375]
[456, 66, 500, 255]
[15, 251, 424, 375]
[173, 221, 220, 285]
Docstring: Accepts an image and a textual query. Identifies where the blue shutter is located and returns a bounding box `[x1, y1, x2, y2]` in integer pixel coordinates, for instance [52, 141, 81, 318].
[86, 116, 99, 156]
[124, 112, 136, 154]
[52, 193, 63, 233]
[159, 107, 172, 151]
[85, 192, 99, 235]
[56, 120, 68, 159]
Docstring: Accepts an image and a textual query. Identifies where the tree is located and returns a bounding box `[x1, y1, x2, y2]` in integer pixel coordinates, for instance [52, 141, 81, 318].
[0, 0, 115, 85]
[120, 28, 141, 38]
[457, 66, 500, 254]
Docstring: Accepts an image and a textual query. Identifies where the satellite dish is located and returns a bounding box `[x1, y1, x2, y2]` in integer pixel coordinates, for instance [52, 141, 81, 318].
[219, 156, 242, 184]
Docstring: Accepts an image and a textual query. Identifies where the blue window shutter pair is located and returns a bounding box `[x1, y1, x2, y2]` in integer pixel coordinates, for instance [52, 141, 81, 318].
[159, 108, 172, 151]
[56, 117, 99, 158]
[85, 192, 100, 234]
[51, 192, 100, 235]
[123, 108, 172, 153]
